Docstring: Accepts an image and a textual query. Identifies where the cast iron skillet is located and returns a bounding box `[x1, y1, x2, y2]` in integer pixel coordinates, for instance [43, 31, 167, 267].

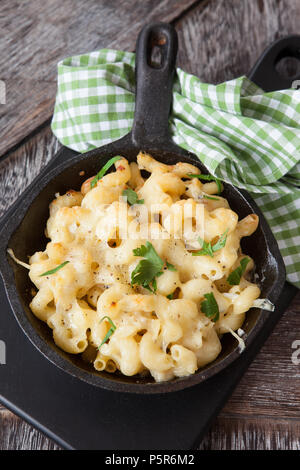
[0, 23, 286, 394]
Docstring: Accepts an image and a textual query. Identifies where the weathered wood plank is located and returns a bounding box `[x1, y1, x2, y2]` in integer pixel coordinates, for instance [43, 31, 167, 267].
[0, 409, 60, 450]
[2, 407, 300, 450]
[0, 123, 59, 216]
[199, 415, 300, 450]
[0, 0, 198, 157]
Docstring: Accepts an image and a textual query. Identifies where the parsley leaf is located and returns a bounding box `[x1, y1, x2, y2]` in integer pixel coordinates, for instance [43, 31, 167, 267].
[40, 261, 69, 277]
[166, 292, 174, 300]
[192, 229, 228, 258]
[131, 243, 176, 292]
[166, 261, 177, 271]
[201, 292, 219, 322]
[131, 259, 162, 292]
[133, 242, 163, 267]
[122, 188, 144, 205]
[227, 257, 250, 286]
[98, 316, 116, 350]
[210, 229, 229, 252]
[131, 242, 166, 292]
[193, 238, 214, 257]
[90, 156, 121, 188]
[188, 173, 223, 194]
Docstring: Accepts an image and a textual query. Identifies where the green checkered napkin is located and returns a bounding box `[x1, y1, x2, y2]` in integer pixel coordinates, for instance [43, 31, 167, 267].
[51, 49, 300, 288]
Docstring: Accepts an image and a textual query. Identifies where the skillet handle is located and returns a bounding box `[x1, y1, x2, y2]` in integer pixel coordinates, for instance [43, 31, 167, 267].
[131, 22, 178, 147]
[248, 34, 300, 92]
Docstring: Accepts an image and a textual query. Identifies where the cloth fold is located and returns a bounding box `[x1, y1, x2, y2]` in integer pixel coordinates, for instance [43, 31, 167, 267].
[51, 49, 300, 288]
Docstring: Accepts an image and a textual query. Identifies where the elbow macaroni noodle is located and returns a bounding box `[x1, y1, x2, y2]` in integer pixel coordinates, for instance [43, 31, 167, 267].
[27, 152, 261, 382]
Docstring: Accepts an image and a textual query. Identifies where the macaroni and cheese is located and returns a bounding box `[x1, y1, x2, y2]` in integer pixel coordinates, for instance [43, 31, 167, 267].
[24, 152, 263, 382]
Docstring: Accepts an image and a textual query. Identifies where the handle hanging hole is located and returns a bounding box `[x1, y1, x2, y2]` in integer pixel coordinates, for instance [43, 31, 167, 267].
[149, 45, 163, 68]
[147, 32, 167, 69]
[275, 55, 300, 80]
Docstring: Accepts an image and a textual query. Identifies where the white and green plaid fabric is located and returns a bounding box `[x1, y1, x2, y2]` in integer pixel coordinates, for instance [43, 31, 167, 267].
[51, 49, 300, 288]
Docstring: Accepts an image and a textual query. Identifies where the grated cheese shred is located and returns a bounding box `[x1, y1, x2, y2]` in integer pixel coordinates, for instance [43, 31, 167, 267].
[7, 248, 30, 270]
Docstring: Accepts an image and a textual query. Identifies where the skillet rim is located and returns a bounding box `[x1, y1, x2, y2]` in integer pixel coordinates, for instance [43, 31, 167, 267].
[0, 141, 286, 394]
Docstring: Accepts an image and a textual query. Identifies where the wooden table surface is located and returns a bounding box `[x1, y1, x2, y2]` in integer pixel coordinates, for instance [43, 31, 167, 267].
[0, 0, 299, 450]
